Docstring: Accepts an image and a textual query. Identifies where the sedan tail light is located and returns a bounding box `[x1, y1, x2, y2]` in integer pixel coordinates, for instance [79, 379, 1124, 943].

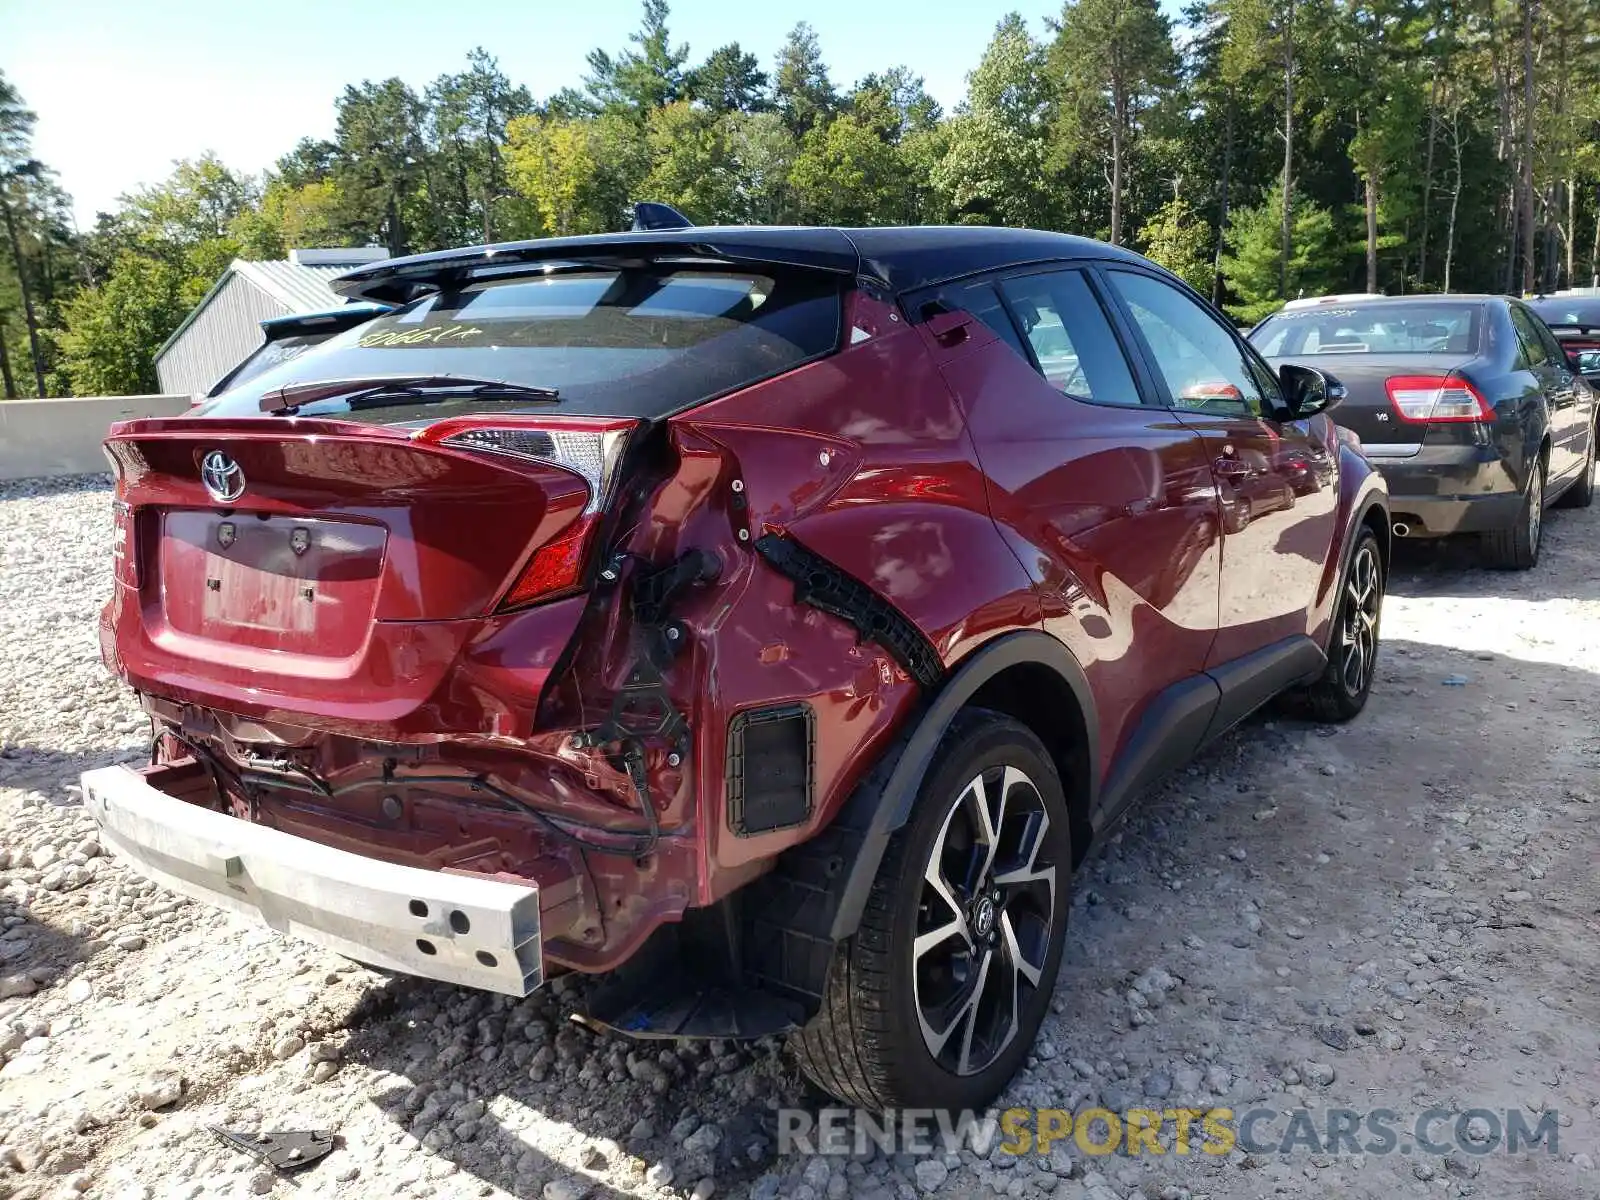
[1384, 374, 1494, 424]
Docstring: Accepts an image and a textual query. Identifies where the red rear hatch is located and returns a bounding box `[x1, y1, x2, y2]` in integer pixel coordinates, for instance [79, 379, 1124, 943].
[103, 415, 627, 737]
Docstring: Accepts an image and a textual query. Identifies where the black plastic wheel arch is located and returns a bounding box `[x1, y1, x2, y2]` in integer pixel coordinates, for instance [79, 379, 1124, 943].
[822, 630, 1098, 942]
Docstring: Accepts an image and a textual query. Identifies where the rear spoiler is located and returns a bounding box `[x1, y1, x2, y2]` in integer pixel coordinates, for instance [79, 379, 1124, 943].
[258, 302, 393, 340]
[332, 224, 863, 304]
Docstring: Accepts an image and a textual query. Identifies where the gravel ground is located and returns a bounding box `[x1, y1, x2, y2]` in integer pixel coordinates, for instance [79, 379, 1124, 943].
[0, 473, 1597, 1200]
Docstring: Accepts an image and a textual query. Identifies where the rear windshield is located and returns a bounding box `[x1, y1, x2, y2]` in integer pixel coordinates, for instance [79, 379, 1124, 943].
[1528, 297, 1600, 328]
[196, 267, 842, 421]
[206, 332, 343, 397]
[1251, 303, 1482, 357]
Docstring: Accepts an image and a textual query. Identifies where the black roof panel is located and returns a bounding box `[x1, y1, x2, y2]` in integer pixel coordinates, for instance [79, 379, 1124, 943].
[331, 225, 1143, 303]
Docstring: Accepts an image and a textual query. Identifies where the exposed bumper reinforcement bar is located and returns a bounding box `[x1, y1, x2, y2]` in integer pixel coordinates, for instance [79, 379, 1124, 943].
[80, 764, 542, 996]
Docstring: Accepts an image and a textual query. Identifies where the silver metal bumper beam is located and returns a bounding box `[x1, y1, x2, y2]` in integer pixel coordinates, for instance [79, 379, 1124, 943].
[80, 765, 542, 996]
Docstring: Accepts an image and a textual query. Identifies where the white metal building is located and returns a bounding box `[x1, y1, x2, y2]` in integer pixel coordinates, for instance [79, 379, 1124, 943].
[154, 247, 389, 396]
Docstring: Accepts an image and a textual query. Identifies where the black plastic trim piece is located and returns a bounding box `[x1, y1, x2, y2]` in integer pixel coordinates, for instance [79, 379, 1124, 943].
[1095, 673, 1221, 831]
[754, 533, 944, 691]
[726, 703, 816, 836]
[826, 631, 1098, 941]
[1202, 634, 1326, 744]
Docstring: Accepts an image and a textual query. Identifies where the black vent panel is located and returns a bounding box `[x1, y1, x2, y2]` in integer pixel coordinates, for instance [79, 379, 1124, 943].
[726, 704, 815, 836]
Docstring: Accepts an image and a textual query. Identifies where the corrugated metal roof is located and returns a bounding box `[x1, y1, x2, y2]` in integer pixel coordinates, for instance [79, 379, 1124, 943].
[155, 255, 387, 367]
[230, 260, 362, 314]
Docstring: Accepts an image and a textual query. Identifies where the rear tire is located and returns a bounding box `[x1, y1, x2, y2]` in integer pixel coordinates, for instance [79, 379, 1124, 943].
[790, 710, 1072, 1112]
[1480, 457, 1544, 569]
[1553, 427, 1595, 509]
[1296, 528, 1384, 723]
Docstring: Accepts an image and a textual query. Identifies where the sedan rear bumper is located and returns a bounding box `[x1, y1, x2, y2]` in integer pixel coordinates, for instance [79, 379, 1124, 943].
[1369, 444, 1523, 536]
[80, 764, 543, 996]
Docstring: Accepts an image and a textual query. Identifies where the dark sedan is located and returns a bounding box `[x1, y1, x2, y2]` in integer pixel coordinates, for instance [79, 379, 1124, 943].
[1251, 295, 1596, 569]
[1527, 292, 1600, 385]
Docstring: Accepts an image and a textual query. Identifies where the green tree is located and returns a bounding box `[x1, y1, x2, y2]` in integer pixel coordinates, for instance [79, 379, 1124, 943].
[584, 0, 690, 113]
[641, 102, 739, 220]
[427, 48, 534, 243]
[789, 113, 902, 224]
[256, 177, 367, 251]
[688, 44, 769, 114]
[773, 23, 837, 137]
[1, 72, 51, 395]
[933, 14, 1057, 228]
[1217, 0, 1307, 297]
[1220, 183, 1343, 320]
[505, 112, 646, 234]
[1141, 196, 1215, 290]
[849, 68, 942, 142]
[58, 252, 189, 395]
[1049, 0, 1178, 245]
[332, 79, 428, 255]
[724, 111, 799, 222]
[1332, 0, 1428, 292]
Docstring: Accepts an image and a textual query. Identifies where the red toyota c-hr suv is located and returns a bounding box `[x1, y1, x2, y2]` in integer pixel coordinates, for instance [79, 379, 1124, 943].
[86, 220, 1388, 1112]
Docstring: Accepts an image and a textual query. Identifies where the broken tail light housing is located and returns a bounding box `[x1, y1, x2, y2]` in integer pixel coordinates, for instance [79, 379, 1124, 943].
[414, 416, 637, 609]
[1384, 375, 1494, 424]
[109, 472, 139, 589]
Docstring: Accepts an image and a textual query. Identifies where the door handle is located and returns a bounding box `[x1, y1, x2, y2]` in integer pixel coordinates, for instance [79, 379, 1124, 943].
[923, 309, 973, 347]
[1213, 456, 1249, 479]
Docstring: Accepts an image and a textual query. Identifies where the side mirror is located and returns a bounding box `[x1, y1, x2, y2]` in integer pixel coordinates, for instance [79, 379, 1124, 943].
[1279, 363, 1346, 417]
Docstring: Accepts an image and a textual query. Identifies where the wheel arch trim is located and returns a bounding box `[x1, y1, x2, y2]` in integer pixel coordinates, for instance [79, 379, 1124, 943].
[826, 630, 1098, 941]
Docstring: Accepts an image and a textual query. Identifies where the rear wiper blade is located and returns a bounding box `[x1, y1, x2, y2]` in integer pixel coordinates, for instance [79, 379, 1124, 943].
[260, 375, 558, 415]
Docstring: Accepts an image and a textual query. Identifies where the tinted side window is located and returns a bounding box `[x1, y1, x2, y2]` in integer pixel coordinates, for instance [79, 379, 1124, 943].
[1510, 306, 1549, 368]
[997, 271, 1143, 406]
[1107, 270, 1267, 417]
[1533, 317, 1568, 367]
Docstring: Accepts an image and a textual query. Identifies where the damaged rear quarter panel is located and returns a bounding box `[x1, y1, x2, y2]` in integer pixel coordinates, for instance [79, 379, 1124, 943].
[666, 303, 1039, 880]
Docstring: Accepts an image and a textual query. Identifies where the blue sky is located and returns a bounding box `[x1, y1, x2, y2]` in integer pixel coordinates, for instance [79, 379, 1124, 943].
[3, 0, 1179, 229]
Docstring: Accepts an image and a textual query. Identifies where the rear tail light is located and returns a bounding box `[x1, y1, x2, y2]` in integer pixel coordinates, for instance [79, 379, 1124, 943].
[498, 515, 596, 608]
[415, 417, 635, 514]
[1384, 374, 1494, 424]
[414, 417, 637, 609]
[110, 474, 139, 589]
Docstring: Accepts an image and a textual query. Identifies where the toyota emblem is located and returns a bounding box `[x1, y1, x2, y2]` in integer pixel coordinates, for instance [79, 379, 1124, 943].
[200, 450, 245, 503]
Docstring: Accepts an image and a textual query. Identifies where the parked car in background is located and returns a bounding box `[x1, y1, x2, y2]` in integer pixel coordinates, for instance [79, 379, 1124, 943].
[1527, 291, 1600, 385]
[1251, 294, 1596, 569]
[85, 221, 1389, 1113]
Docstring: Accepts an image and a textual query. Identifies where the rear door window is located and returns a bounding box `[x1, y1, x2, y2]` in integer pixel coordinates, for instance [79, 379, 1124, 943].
[996, 270, 1144, 406]
[1509, 306, 1550, 368]
[199, 267, 842, 422]
[1531, 316, 1570, 368]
